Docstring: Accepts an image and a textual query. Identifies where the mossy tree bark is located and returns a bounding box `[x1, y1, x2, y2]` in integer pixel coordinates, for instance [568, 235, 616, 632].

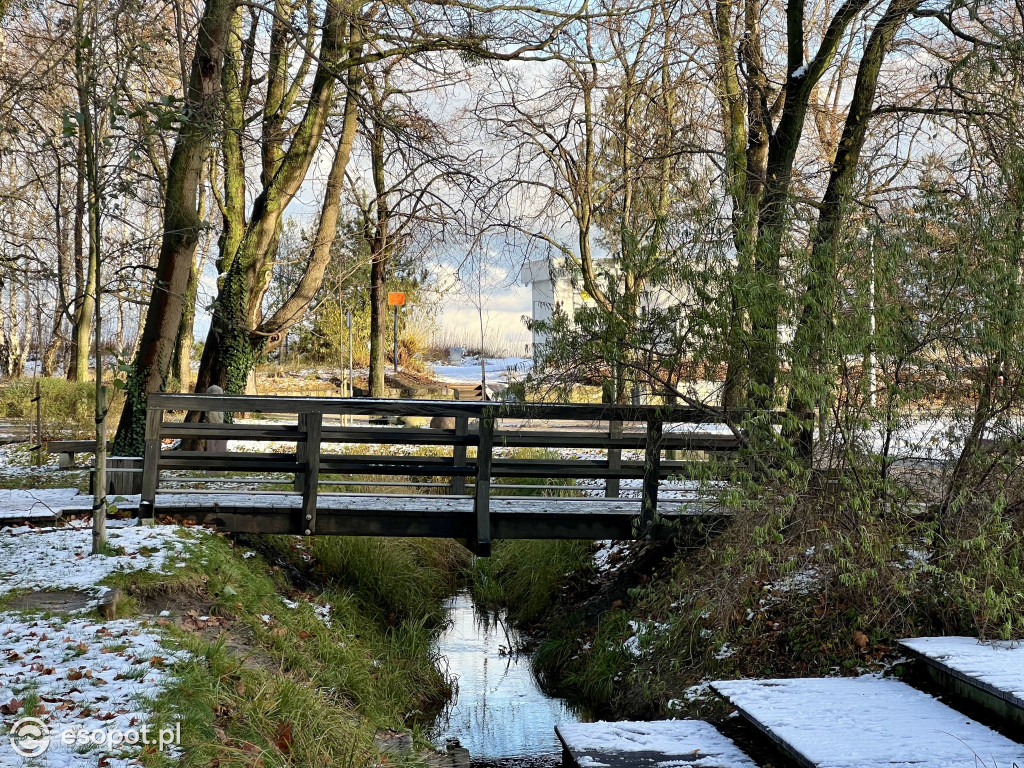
[191, 0, 349, 400]
[112, 0, 237, 455]
[191, 17, 362, 402]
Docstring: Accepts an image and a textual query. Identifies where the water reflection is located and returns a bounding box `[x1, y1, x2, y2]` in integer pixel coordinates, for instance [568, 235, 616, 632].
[429, 592, 581, 762]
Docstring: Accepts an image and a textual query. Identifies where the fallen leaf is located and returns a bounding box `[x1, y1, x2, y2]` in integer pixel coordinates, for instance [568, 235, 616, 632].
[275, 721, 293, 753]
[0, 698, 23, 715]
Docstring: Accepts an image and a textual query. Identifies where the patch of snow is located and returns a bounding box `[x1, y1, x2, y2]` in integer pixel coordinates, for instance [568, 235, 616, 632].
[711, 676, 1024, 768]
[0, 524, 199, 608]
[764, 563, 820, 598]
[0, 615, 184, 768]
[313, 603, 331, 628]
[714, 643, 735, 660]
[430, 356, 532, 386]
[593, 541, 627, 571]
[557, 720, 757, 768]
[683, 682, 713, 702]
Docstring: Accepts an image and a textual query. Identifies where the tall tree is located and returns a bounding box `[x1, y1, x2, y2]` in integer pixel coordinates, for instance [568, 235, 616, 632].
[113, 0, 237, 453]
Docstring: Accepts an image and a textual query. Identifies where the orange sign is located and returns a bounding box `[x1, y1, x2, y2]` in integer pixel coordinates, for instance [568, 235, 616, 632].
[388, 292, 406, 306]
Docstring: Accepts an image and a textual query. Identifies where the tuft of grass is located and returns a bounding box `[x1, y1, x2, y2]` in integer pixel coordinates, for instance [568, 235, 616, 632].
[304, 536, 469, 624]
[473, 539, 594, 624]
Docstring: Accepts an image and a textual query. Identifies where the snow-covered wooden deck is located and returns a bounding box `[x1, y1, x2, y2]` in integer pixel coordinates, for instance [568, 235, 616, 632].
[711, 676, 1024, 768]
[0, 488, 93, 521]
[556, 721, 757, 768]
[900, 636, 1024, 726]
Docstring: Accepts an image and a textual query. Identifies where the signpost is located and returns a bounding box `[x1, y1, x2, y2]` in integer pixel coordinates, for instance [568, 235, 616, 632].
[388, 292, 405, 373]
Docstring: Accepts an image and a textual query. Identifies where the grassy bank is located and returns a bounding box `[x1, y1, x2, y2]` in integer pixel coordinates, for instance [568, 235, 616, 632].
[102, 531, 470, 767]
[475, 488, 1024, 721]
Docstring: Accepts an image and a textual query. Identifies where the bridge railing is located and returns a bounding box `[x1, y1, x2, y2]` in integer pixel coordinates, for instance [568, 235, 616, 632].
[140, 394, 744, 553]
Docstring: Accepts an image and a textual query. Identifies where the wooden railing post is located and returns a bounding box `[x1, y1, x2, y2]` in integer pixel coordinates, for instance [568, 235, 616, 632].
[451, 415, 468, 495]
[139, 404, 163, 525]
[606, 418, 622, 498]
[297, 411, 322, 535]
[640, 416, 663, 536]
[473, 409, 494, 556]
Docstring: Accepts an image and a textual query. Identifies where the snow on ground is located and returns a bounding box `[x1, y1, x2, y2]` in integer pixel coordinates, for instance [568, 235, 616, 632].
[430, 356, 532, 386]
[711, 676, 1024, 768]
[593, 541, 627, 571]
[0, 521, 196, 607]
[0, 615, 183, 767]
[0, 521, 198, 765]
[900, 636, 1024, 707]
[556, 720, 757, 768]
[0, 489, 93, 521]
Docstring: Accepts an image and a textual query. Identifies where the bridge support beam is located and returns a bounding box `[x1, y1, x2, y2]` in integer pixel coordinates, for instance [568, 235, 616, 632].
[473, 411, 494, 556]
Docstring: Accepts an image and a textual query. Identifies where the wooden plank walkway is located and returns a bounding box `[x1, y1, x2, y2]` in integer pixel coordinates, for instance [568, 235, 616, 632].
[900, 636, 1024, 726]
[0, 488, 93, 522]
[711, 676, 1024, 768]
[556, 721, 757, 768]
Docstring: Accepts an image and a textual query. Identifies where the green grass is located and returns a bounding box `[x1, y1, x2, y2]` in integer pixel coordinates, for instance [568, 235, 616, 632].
[98, 529, 458, 767]
[472, 539, 595, 624]
[293, 536, 469, 625]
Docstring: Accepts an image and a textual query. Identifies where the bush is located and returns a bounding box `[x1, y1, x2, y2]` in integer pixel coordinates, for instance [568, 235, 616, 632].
[0, 377, 119, 438]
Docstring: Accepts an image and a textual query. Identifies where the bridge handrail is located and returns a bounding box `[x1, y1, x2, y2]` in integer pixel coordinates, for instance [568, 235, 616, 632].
[141, 394, 752, 554]
[146, 393, 751, 424]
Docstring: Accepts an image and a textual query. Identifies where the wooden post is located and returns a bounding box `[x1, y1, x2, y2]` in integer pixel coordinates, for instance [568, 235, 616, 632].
[139, 404, 163, 525]
[640, 416, 663, 537]
[107, 457, 143, 495]
[34, 380, 42, 467]
[92, 386, 108, 552]
[473, 409, 494, 556]
[665, 391, 680, 461]
[297, 411, 322, 535]
[451, 415, 468, 495]
[606, 418, 622, 498]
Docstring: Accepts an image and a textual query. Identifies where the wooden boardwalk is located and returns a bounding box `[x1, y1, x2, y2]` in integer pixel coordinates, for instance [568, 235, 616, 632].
[128, 394, 743, 554]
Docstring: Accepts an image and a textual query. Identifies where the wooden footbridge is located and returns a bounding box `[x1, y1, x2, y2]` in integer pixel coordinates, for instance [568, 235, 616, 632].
[124, 394, 742, 555]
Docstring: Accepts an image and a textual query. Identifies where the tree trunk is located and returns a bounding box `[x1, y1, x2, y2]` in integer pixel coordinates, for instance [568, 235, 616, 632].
[68, 130, 89, 381]
[787, 0, 920, 460]
[190, 25, 361, 405]
[171, 187, 210, 390]
[746, 0, 872, 411]
[367, 113, 389, 398]
[112, 0, 237, 455]
[192, 0, 348, 396]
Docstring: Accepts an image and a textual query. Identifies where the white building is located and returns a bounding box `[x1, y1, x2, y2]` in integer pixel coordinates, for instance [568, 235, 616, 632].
[523, 257, 616, 353]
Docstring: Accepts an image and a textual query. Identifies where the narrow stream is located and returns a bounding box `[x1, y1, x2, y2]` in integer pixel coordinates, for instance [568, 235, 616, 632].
[428, 591, 581, 765]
